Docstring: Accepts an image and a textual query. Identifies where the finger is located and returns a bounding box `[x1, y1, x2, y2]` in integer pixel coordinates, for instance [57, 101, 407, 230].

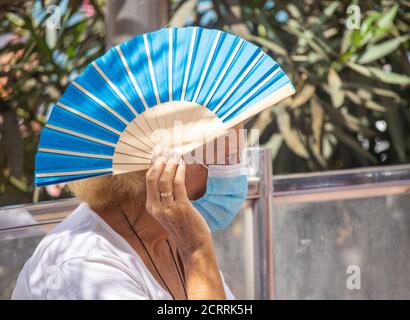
[174, 157, 188, 202]
[146, 156, 167, 209]
[159, 152, 180, 205]
[151, 144, 162, 163]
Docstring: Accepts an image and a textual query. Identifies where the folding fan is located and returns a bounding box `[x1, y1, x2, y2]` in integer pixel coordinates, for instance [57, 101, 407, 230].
[35, 27, 295, 186]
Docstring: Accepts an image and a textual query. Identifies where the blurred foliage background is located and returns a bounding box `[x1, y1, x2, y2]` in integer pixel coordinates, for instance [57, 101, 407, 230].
[0, 0, 409, 206]
[170, 0, 410, 174]
[0, 0, 105, 205]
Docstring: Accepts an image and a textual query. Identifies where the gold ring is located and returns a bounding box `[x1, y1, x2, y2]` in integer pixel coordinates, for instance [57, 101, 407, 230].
[160, 192, 174, 198]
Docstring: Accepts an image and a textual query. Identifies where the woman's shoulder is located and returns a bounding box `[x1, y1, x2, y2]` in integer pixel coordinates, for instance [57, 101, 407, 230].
[40, 202, 134, 266]
[32, 203, 102, 261]
[12, 202, 139, 299]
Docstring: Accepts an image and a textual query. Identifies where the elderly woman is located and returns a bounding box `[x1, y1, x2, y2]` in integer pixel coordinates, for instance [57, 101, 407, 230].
[12, 126, 248, 300]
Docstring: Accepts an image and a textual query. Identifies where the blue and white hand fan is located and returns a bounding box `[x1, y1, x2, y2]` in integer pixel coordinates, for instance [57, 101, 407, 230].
[35, 27, 295, 186]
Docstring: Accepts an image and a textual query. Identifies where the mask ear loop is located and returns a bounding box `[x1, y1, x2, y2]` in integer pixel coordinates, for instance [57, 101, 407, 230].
[194, 159, 209, 170]
[196, 161, 209, 170]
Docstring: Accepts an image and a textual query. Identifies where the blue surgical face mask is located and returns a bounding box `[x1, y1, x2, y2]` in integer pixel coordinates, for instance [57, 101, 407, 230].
[192, 163, 248, 232]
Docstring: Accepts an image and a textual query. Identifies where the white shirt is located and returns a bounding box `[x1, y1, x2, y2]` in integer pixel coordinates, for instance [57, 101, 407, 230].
[12, 202, 235, 300]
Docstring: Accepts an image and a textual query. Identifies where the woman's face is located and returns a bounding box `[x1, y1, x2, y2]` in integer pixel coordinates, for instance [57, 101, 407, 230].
[115, 123, 244, 201]
[185, 123, 244, 200]
[185, 164, 208, 200]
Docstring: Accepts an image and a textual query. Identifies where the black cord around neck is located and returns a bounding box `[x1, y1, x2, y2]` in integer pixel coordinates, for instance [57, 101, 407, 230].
[117, 203, 187, 300]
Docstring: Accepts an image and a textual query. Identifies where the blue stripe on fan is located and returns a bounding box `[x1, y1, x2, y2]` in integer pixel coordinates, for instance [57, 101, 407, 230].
[38, 128, 115, 156]
[47, 106, 120, 144]
[74, 64, 135, 122]
[58, 85, 127, 132]
[120, 35, 157, 107]
[195, 32, 239, 106]
[207, 43, 260, 111]
[147, 28, 169, 103]
[172, 28, 192, 101]
[35, 171, 111, 186]
[184, 28, 217, 102]
[222, 70, 291, 122]
[34, 27, 296, 187]
[96, 47, 146, 114]
[214, 55, 280, 118]
[35, 152, 112, 174]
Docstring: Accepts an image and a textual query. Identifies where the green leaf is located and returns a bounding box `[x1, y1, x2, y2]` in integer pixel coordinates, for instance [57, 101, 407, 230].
[290, 84, 316, 109]
[277, 110, 309, 158]
[6, 12, 25, 27]
[351, 29, 363, 47]
[310, 1, 340, 33]
[327, 68, 344, 108]
[284, 21, 330, 59]
[323, 1, 340, 16]
[45, 28, 57, 49]
[265, 134, 283, 161]
[340, 28, 352, 54]
[357, 35, 409, 64]
[310, 98, 324, 156]
[346, 62, 410, 85]
[361, 12, 381, 36]
[286, 3, 301, 19]
[343, 82, 402, 102]
[8, 175, 29, 192]
[169, 0, 197, 27]
[330, 127, 378, 164]
[377, 4, 399, 30]
[252, 36, 287, 56]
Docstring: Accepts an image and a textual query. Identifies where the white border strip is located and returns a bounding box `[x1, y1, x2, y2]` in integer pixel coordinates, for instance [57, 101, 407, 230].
[36, 168, 111, 178]
[55, 102, 121, 136]
[203, 39, 244, 107]
[180, 27, 197, 101]
[221, 67, 281, 121]
[92, 61, 139, 117]
[213, 51, 264, 114]
[115, 46, 149, 110]
[38, 148, 113, 159]
[46, 124, 116, 147]
[143, 34, 161, 104]
[192, 31, 221, 103]
[71, 81, 128, 124]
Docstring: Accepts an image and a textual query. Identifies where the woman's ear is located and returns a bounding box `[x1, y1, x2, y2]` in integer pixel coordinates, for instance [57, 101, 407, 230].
[185, 164, 208, 200]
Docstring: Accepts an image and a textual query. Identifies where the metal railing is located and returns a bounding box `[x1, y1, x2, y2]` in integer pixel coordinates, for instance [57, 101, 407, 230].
[270, 161, 410, 299]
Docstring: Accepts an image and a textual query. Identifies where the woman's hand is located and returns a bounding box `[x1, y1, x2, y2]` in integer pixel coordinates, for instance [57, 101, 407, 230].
[145, 149, 212, 258]
[145, 149, 226, 299]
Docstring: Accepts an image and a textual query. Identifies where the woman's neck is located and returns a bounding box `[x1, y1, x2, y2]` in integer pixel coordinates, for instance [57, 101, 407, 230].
[93, 199, 169, 245]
